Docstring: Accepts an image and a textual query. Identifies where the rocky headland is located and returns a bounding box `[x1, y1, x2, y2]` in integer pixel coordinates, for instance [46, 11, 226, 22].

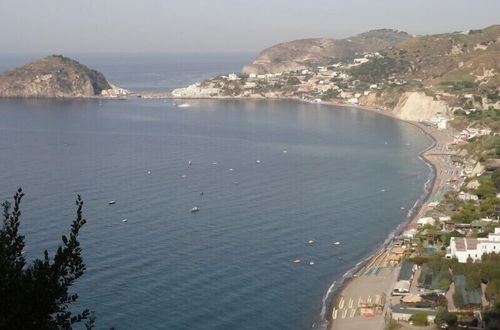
[0, 55, 120, 98]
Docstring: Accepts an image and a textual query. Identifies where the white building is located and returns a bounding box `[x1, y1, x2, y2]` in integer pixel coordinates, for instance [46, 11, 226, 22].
[458, 191, 479, 201]
[448, 227, 500, 263]
[417, 217, 435, 228]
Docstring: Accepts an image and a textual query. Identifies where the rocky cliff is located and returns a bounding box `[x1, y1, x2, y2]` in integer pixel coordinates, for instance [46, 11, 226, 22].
[243, 29, 411, 74]
[0, 55, 111, 98]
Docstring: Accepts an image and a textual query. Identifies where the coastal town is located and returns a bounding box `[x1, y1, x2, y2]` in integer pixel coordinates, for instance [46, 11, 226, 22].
[325, 110, 500, 329]
[169, 34, 500, 330]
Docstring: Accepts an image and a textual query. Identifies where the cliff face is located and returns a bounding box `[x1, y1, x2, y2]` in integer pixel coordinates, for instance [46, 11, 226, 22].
[359, 92, 451, 121]
[0, 55, 111, 98]
[243, 29, 411, 74]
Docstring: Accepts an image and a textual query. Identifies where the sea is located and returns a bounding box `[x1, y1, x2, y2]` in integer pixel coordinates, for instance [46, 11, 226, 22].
[0, 53, 433, 329]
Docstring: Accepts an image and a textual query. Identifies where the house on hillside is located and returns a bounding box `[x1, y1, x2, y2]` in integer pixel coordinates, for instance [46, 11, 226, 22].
[447, 227, 500, 262]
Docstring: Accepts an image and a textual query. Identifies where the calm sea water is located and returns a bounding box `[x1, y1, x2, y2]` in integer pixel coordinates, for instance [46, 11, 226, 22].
[0, 54, 432, 329]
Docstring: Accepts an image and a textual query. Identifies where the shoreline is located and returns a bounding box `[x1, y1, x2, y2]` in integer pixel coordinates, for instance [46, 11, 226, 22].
[162, 95, 451, 329]
[323, 120, 439, 330]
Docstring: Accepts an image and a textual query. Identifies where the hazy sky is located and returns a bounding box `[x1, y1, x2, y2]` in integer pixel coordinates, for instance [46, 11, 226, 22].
[1, 0, 499, 53]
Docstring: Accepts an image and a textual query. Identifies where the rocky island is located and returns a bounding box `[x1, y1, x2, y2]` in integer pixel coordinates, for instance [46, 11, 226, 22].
[0, 55, 125, 98]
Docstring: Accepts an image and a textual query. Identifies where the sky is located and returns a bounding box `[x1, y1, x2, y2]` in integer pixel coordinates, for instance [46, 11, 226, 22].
[0, 0, 499, 54]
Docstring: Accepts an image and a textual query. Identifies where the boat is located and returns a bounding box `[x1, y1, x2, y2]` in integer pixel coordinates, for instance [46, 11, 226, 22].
[333, 241, 341, 246]
[293, 259, 301, 263]
[108, 200, 116, 205]
[147, 170, 152, 175]
[400, 207, 405, 210]
[190, 206, 200, 213]
[122, 218, 128, 222]
[178, 103, 191, 108]
[282, 150, 288, 154]
[256, 159, 261, 164]
[308, 240, 315, 244]
[188, 160, 192, 165]
[309, 261, 315, 266]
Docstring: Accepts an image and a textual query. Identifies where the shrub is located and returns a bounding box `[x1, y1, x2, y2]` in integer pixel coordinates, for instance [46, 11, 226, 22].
[409, 312, 429, 326]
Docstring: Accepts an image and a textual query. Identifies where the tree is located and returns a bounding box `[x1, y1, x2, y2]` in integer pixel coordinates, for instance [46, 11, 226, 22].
[287, 77, 300, 85]
[434, 309, 457, 327]
[409, 311, 429, 326]
[492, 169, 500, 192]
[485, 302, 500, 330]
[0, 188, 91, 329]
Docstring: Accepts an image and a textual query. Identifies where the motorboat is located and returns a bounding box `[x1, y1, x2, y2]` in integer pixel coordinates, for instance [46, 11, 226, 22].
[108, 200, 116, 205]
[293, 259, 301, 263]
[190, 206, 200, 213]
[333, 241, 341, 246]
[178, 103, 191, 108]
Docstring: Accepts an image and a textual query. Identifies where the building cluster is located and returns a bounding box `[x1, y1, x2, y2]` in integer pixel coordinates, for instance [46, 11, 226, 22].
[171, 52, 388, 104]
[453, 126, 493, 145]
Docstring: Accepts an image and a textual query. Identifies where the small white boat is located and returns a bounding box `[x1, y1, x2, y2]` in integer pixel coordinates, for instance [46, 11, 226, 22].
[188, 160, 192, 165]
[212, 162, 218, 165]
[400, 207, 405, 210]
[380, 189, 385, 192]
[309, 261, 315, 266]
[122, 218, 128, 222]
[282, 150, 288, 154]
[108, 200, 116, 205]
[293, 259, 301, 263]
[181, 174, 187, 178]
[147, 170, 152, 175]
[228, 168, 234, 171]
[178, 103, 191, 108]
[333, 241, 341, 246]
[256, 160, 261, 164]
[190, 206, 200, 213]
[308, 240, 315, 244]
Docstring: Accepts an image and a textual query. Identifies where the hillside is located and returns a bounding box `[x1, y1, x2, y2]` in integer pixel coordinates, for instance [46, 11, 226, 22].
[242, 29, 411, 74]
[0, 55, 111, 98]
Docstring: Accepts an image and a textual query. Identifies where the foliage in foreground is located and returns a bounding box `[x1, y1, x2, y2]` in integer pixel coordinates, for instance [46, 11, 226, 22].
[0, 188, 91, 329]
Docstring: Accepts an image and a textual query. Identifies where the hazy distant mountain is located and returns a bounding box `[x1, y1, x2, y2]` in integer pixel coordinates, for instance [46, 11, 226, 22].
[242, 29, 411, 74]
[0, 55, 111, 98]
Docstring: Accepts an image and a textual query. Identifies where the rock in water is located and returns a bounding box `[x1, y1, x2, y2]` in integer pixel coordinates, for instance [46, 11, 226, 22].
[0, 55, 111, 98]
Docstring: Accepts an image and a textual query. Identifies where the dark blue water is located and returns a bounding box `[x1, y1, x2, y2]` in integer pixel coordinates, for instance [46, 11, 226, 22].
[0, 55, 432, 329]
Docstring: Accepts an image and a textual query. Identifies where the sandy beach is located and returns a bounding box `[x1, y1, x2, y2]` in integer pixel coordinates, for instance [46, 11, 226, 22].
[326, 105, 458, 330]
